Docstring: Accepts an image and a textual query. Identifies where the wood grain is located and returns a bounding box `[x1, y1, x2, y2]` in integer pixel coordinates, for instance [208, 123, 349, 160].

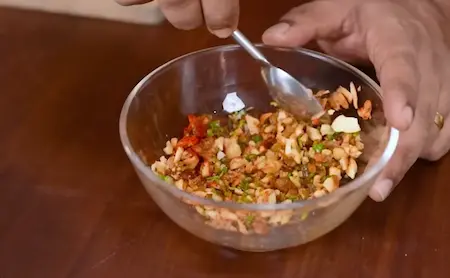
[0, 3, 448, 278]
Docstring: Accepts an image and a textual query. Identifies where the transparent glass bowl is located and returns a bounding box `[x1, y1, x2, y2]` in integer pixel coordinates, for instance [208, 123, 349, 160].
[119, 45, 399, 252]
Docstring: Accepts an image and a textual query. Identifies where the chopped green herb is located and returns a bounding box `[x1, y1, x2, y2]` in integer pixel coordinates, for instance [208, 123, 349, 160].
[209, 120, 221, 129]
[245, 154, 257, 161]
[207, 175, 220, 182]
[239, 177, 251, 191]
[288, 172, 293, 178]
[251, 134, 263, 143]
[219, 166, 228, 175]
[207, 120, 223, 137]
[326, 133, 336, 140]
[312, 143, 324, 152]
[208, 166, 228, 181]
[244, 214, 255, 226]
[159, 175, 173, 184]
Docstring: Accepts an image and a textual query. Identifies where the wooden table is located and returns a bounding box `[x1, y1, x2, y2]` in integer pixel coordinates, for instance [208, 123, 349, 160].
[1, 3, 449, 278]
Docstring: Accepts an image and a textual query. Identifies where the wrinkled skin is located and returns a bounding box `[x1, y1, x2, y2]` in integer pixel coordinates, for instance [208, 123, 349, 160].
[116, 0, 450, 201]
[116, 0, 239, 38]
[262, 0, 450, 201]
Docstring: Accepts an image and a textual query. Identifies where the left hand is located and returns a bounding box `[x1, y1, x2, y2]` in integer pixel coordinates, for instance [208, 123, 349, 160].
[262, 0, 450, 201]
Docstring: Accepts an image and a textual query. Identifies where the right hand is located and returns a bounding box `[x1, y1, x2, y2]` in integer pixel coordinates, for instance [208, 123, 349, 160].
[116, 0, 239, 38]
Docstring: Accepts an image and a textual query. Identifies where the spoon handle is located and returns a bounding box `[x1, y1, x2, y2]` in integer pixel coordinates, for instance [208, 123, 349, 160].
[232, 30, 271, 66]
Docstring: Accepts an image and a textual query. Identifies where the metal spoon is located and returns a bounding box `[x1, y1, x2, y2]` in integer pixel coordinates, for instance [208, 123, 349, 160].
[232, 30, 324, 118]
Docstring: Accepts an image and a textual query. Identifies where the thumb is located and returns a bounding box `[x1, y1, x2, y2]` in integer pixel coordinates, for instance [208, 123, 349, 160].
[262, 2, 346, 47]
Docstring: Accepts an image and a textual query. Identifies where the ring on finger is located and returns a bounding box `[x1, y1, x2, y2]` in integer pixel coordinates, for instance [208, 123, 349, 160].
[435, 112, 445, 130]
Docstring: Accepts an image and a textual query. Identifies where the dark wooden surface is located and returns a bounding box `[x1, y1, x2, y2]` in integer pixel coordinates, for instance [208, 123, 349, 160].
[0, 3, 449, 278]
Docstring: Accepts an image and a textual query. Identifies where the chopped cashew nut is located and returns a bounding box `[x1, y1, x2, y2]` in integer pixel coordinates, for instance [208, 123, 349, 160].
[331, 115, 361, 133]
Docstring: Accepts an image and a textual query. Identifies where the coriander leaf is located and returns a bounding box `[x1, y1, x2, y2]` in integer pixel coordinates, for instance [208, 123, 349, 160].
[312, 143, 324, 152]
[251, 134, 263, 143]
[245, 154, 257, 161]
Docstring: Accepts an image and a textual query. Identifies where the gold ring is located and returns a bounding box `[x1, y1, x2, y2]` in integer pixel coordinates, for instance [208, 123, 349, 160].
[435, 112, 444, 130]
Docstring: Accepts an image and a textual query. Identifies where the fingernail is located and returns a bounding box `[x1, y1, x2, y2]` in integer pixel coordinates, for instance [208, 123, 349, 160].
[370, 179, 393, 202]
[263, 22, 291, 38]
[212, 28, 233, 39]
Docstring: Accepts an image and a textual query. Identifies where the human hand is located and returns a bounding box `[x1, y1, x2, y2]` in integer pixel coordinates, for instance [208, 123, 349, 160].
[116, 0, 239, 38]
[262, 0, 450, 201]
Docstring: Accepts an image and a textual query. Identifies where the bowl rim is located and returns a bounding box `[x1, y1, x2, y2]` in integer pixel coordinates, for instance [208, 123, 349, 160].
[119, 44, 399, 211]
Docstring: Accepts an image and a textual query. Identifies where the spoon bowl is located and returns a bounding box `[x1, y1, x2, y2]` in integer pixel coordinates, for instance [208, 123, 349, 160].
[232, 30, 324, 117]
[262, 66, 324, 117]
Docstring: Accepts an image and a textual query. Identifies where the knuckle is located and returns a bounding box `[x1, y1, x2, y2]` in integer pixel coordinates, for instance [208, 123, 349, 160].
[158, 0, 203, 30]
[206, 13, 236, 30]
[202, 0, 239, 30]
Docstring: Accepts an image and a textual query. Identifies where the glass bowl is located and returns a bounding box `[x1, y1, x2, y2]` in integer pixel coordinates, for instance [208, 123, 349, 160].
[119, 45, 399, 252]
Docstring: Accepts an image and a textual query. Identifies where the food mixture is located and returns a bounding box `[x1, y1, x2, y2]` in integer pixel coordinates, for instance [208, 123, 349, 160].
[150, 82, 372, 234]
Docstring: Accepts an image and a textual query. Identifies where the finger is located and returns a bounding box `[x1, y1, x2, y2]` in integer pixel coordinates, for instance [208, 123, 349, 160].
[157, 0, 203, 30]
[427, 115, 450, 160]
[116, 0, 152, 6]
[317, 39, 368, 64]
[419, 45, 450, 161]
[201, 0, 239, 38]
[366, 25, 418, 131]
[423, 76, 450, 161]
[370, 48, 440, 201]
[262, 2, 346, 47]
[369, 131, 422, 202]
